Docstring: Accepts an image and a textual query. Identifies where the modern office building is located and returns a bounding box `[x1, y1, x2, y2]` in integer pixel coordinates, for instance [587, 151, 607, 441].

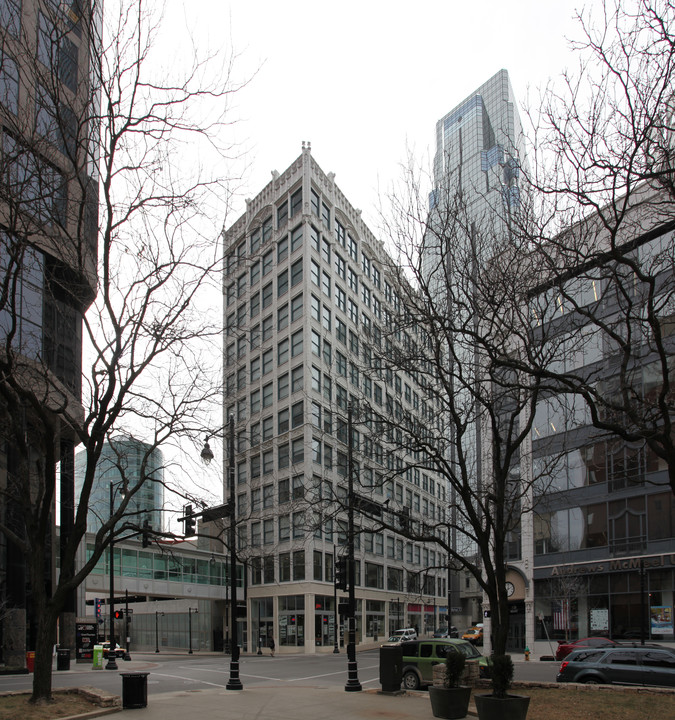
[529, 185, 675, 648]
[0, 1, 98, 665]
[221, 144, 450, 653]
[426, 70, 531, 652]
[74, 438, 165, 534]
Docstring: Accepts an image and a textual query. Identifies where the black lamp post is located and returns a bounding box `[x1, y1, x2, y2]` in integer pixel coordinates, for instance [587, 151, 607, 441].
[201, 415, 242, 689]
[155, 611, 164, 653]
[333, 544, 339, 653]
[106, 479, 126, 670]
[188, 607, 198, 654]
[345, 403, 362, 691]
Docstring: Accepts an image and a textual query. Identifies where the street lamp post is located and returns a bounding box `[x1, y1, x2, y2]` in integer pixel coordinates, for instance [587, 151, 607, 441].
[188, 607, 198, 654]
[106, 479, 126, 670]
[345, 403, 362, 692]
[201, 416, 242, 689]
[155, 611, 164, 653]
[333, 544, 339, 653]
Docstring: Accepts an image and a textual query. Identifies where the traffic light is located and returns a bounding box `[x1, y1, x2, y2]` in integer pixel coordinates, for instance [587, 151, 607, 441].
[94, 598, 102, 621]
[114, 610, 124, 620]
[184, 504, 196, 537]
[335, 557, 348, 591]
[142, 517, 152, 548]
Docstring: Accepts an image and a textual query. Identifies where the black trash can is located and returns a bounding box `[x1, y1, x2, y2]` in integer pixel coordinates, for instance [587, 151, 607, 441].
[120, 672, 149, 709]
[56, 648, 70, 671]
[379, 644, 403, 693]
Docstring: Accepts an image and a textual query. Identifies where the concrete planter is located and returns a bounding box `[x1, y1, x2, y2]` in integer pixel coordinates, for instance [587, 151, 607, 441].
[474, 693, 530, 720]
[428, 686, 472, 719]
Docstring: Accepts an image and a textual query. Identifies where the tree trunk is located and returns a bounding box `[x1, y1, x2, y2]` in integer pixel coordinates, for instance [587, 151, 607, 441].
[31, 605, 58, 704]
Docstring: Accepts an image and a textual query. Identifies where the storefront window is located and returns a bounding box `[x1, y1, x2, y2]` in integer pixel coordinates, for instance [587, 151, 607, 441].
[279, 595, 305, 646]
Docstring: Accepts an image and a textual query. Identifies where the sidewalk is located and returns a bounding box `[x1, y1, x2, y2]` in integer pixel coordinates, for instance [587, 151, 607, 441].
[115, 684, 442, 720]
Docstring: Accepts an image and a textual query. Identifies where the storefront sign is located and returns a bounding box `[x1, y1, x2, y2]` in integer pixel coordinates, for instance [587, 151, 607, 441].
[548, 553, 675, 577]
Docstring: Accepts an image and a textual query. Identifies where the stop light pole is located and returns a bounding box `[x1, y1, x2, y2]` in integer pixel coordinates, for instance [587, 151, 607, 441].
[345, 403, 362, 691]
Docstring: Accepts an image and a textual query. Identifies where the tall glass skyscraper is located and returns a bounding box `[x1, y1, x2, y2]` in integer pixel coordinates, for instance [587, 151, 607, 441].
[75, 438, 164, 534]
[432, 69, 523, 227]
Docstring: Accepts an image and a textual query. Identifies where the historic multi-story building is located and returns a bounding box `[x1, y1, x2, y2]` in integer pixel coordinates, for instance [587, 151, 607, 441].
[0, 0, 98, 664]
[221, 145, 449, 653]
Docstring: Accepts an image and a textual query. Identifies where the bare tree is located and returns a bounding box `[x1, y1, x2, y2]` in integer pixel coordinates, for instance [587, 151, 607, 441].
[524, 0, 675, 496]
[0, 0, 240, 703]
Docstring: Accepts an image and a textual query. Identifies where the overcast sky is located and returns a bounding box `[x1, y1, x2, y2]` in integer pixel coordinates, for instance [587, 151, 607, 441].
[163, 0, 586, 232]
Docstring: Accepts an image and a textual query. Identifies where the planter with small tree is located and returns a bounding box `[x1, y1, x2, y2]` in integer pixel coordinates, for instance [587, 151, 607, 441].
[474, 655, 529, 720]
[428, 650, 471, 719]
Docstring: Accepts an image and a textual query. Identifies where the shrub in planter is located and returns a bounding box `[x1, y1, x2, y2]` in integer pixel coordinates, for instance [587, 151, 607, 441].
[429, 651, 470, 719]
[475, 655, 529, 720]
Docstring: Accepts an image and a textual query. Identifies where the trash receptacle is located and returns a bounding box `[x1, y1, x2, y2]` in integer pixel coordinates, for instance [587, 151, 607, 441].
[379, 644, 403, 693]
[92, 645, 103, 670]
[120, 672, 149, 709]
[56, 648, 70, 671]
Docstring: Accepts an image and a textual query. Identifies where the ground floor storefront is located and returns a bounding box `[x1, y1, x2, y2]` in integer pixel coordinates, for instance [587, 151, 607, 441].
[533, 554, 675, 644]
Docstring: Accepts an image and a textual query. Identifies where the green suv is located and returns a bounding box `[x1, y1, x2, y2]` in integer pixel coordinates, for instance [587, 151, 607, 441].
[397, 638, 488, 690]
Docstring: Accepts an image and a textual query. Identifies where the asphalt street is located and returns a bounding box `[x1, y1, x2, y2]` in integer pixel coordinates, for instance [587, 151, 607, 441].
[0, 650, 560, 698]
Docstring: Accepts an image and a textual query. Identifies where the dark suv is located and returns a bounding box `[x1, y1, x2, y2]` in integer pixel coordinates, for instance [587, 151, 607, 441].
[557, 645, 675, 687]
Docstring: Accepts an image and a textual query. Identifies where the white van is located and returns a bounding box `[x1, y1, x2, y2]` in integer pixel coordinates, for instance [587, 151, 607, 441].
[388, 628, 417, 643]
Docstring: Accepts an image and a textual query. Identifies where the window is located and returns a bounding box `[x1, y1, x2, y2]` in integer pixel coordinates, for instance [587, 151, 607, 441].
[336, 351, 347, 377]
[348, 299, 358, 324]
[278, 303, 289, 330]
[336, 219, 346, 247]
[293, 512, 305, 539]
[277, 198, 288, 228]
[293, 550, 305, 581]
[322, 306, 331, 332]
[250, 356, 261, 382]
[250, 389, 261, 415]
[321, 201, 330, 230]
[323, 375, 332, 401]
[250, 454, 261, 479]
[311, 328, 321, 356]
[279, 552, 291, 582]
[336, 286, 346, 313]
[311, 365, 321, 392]
[291, 329, 303, 357]
[311, 295, 321, 322]
[278, 269, 289, 297]
[278, 236, 288, 263]
[278, 372, 289, 400]
[310, 225, 320, 253]
[291, 293, 303, 322]
[262, 315, 273, 342]
[311, 260, 320, 287]
[336, 318, 347, 345]
[262, 249, 274, 276]
[290, 187, 302, 217]
[322, 271, 331, 297]
[279, 514, 290, 541]
[311, 189, 320, 217]
[1, 51, 19, 115]
[263, 449, 273, 474]
[262, 415, 273, 441]
[262, 348, 273, 375]
[278, 407, 290, 433]
[348, 267, 358, 293]
[278, 338, 289, 365]
[250, 260, 261, 286]
[262, 282, 273, 309]
[279, 478, 290, 504]
[278, 442, 289, 469]
[347, 235, 358, 261]
[323, 339, 332, 366]
[293, 474, 304, 499]
[291, 258, 303, 286]
[335, 253, 346, 280]
[291, 225, 303, 253]
[262, 382, 273, 408]
[321, 238, 331, 264]
[292, 400, 304, 427]
[291, 365, 304, 393]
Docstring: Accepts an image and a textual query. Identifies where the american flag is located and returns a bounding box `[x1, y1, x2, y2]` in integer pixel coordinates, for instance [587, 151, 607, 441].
[553, 602, 569, 631]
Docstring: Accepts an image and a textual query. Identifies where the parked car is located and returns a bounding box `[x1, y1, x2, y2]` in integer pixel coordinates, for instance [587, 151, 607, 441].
[557, 645, 675, 687]
[390, 638, 489, 690]
[101, 642, 125, 659]
[461, 624, 483, 645]
[433, 626, 459, 638]
[554, 636, 618, 661]
[386, 628, 418, 643]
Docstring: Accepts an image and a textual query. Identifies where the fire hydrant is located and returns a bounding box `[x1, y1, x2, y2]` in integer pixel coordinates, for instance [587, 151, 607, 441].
[524, 646, 530, 661]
